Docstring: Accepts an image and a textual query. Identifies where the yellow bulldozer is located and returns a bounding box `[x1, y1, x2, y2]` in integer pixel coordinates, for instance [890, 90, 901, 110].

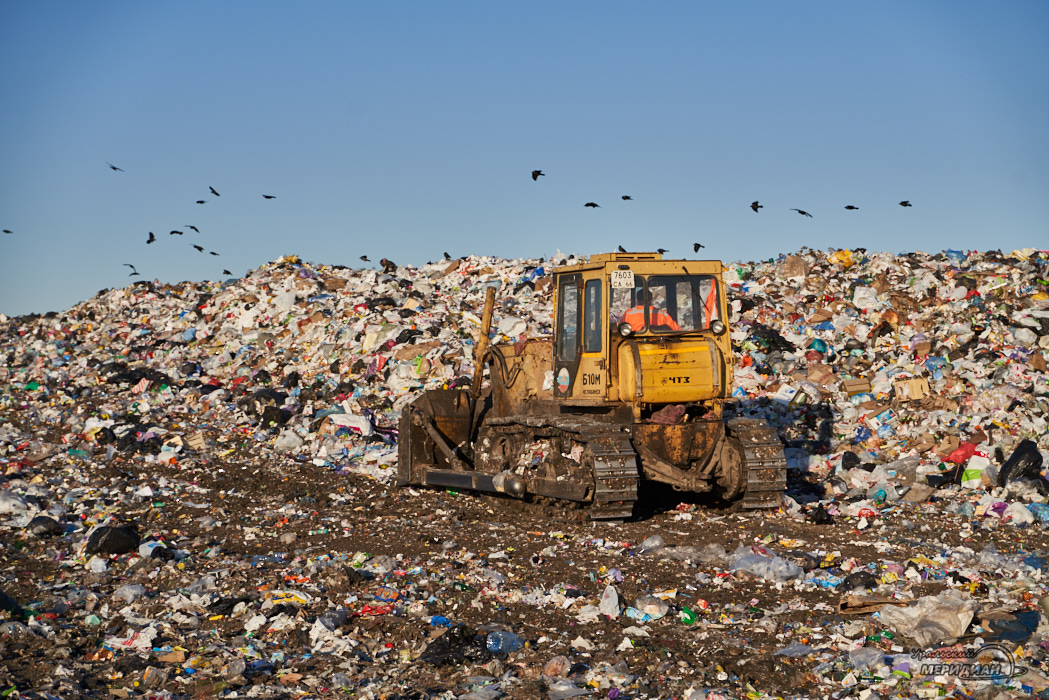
[397, 252, 786, 519]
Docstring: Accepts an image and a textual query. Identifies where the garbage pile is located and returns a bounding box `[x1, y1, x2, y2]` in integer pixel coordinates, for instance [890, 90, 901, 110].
[0, 247, 1047, 699]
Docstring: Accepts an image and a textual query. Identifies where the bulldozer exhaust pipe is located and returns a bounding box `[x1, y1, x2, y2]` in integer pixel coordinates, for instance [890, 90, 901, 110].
[471, 286, 497, 399]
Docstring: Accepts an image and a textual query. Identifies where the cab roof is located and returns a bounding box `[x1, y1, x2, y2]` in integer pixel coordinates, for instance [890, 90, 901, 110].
[554, 252, 723, 275]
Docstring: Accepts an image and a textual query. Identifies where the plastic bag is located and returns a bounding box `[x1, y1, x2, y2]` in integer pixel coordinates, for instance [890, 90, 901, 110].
[878, 590, 975, 647]
[635, 534, 665, 555]
[960, 455, 990, 489]
[729, 546, 803, 582]
[599, 585, 620, 619]
[997, 439, 1044, 486]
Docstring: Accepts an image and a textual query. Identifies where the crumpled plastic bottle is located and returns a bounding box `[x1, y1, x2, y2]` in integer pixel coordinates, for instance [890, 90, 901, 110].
[635, 534, 665, 555]
[485, 630, 524, 653]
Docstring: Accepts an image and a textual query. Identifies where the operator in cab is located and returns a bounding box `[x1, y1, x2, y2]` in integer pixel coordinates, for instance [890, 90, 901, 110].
[622, 290, 680, 332]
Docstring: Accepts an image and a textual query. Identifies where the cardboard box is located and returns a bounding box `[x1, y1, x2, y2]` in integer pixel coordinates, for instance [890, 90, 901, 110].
[910, 434, 937, 453]
[894, 376, 930, 402]
[393, 339, 440, 361]
[934, 435, 961, 459]
[807, 363, 838, 387]
[778, 255, 808, 278]
[772, 384, 799, 405]
[808, 309, 834, 324]
[842, 378, 872, 396]
[865, 408, 897, 431]
[184, 432, 206, 451]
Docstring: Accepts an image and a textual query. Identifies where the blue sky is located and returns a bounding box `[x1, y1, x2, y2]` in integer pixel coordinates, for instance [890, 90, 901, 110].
[1, 1, 1046, 317]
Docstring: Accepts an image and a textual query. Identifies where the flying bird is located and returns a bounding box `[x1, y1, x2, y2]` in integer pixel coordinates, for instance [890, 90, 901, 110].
[693, 243, 705, 252]
[147, 232, 156, 244]
[3, 229, 12, 234]
[844, 205, 859, 210]
[193, 245, 204, 252]
[622, 195, 632, 201]
[123, 264, 139, 276]
[170, 230, 183, 235]
[186, 225, 199, 233]
[618, 245, 627, 253]
[360, 255, 370, 262]
[584, 202, 600, 208]
[262, 194, 276, 199]
[223, 269, 232, 276]
[750, 201, 763, 212]
[209, 186, 220, 197]
[531, 170, 544, 181]
[899, 200, 912, 207]
[106, 162, 124, 172]
[791, 209, 813, 217]
[656, 248, 669, 254]
[209, 251, 219, 256]
[196, 200, 206, 205]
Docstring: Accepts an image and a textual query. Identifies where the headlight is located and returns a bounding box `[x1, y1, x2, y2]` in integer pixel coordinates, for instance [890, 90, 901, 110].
[618, 322, 634, 337]
[710, 320, 726, 335]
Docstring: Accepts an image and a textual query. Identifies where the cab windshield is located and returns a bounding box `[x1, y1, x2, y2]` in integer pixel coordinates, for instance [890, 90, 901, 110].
[610, 274, 721, 333]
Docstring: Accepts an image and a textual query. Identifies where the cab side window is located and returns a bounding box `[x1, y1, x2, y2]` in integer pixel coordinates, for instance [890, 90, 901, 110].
[698, 277, 720, 328]
[583, 279, 602, 353]
[557, 282, 580, 361]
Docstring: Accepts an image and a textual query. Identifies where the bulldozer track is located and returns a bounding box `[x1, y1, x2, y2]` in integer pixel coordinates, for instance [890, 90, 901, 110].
[484, 416, 640, 521]
[727, 418, 787, 509]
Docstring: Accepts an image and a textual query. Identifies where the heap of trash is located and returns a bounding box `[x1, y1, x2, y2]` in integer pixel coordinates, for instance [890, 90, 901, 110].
[0, 247, 1047, 699]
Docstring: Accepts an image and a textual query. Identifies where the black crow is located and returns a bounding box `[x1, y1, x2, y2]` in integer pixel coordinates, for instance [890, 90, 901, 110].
[844, 205, 859, 210]
[263, 194, 276, 199]
[209, 186, 220, 197]
[899, 200, 912, 207]
[107, 162, 124, 172]
[147, 232, 156, 244]
[193, 245, 204, 252]
[751, 201, 762, 212]
[584, 202, 600, 208]
[531, 170, 544, 181]
[693, 243, 705, 252]
[622, 195, 632, 200]
[791, 208, 813, 217]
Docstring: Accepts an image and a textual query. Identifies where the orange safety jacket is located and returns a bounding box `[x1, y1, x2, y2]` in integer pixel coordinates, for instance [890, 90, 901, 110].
[703, 284, 718, 328]
[622, 305, 680, 331]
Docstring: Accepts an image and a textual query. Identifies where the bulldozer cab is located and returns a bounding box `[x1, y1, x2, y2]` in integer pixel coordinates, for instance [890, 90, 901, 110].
[551, 252, 733, 411]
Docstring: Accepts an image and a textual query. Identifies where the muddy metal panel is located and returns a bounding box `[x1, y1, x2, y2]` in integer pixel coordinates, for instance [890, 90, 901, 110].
[399, 390, 474, 471]
[632, 421, 723, 467]
[490, 341, 553, 415]
[619, 339, 726, 403]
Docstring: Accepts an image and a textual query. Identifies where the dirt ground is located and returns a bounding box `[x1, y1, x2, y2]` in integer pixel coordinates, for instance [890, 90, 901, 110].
[2, 403, 1047, 700]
